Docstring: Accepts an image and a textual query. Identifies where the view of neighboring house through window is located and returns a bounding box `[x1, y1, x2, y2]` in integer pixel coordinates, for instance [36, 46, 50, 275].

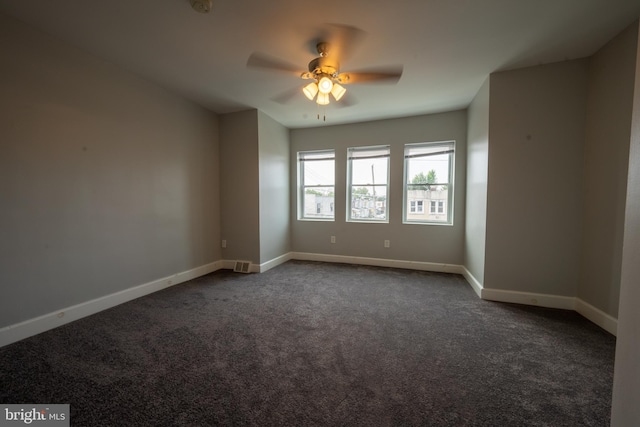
[298, 149, 335, 220]
[347, 145, 390, 222]
[404, 141, 454, 224]
[410, 200, 424, 213]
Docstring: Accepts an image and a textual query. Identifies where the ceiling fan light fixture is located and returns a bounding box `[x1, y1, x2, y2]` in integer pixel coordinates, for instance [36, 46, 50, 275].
[303, 82, 319, 100]
[317, 76, 333, 94]
[316, 92, 330, 105]
[331, 83, 346, 101]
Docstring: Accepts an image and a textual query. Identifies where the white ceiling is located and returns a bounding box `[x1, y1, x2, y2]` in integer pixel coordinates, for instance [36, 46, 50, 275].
[1, 0, 639, 128]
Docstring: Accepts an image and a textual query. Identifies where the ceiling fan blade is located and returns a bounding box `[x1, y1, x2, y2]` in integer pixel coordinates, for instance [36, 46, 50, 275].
[338, 66, 403, 84]
[270, 86, 303, 104]
[326, 24, 366, 64]
[333, 92, 357, 108]
[246, 53, 303, 75]
[307, 24, 366, 64]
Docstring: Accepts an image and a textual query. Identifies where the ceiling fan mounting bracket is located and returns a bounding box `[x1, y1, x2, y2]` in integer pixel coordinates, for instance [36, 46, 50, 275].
[306, 43, 340, 81]
[190, 0, 212, 13]
[316, 42, 331, 57]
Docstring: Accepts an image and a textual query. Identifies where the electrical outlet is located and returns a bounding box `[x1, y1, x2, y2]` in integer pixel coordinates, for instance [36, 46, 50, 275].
[330, 236, 336, 244]
[221, 239, 227, 248]
[384, 240, 390, 248]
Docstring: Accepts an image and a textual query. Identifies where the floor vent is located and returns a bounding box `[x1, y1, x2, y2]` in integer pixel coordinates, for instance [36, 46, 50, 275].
[233, 261, 252, 273]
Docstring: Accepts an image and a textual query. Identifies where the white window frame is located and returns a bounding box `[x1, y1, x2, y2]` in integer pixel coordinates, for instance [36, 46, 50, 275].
[298, 149, 335, 221]
[403, 141, 455, 225]
[347, 145, 390, 223]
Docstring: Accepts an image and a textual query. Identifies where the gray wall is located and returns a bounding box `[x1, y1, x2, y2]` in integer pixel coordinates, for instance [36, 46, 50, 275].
[579, 22, 638, 317]
[464, 78, 490, 285]
[258, 111, 291, 264]
[0, 13, 221, 328]
[611, 22, 640, 425]
[219, 110, 260, 264]
[290, 111, 467, 264]
[485, 60, 588, 296]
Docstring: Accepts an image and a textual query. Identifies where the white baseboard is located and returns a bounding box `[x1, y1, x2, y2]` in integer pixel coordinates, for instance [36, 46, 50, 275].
[0, 260, 224, 348]
[480, 289, 618, 336]
[221, 260, 236, 270]
[290, 252, 464, 274]
[259, 253, 292, 273]
[223, 252, 462, 275]
[461, 267, 483, 298]
[575, 298, 618, 336]
[480, 288, 576, 310]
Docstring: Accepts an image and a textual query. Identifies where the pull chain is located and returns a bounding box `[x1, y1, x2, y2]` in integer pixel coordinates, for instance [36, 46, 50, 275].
[316, 103, 327, 122]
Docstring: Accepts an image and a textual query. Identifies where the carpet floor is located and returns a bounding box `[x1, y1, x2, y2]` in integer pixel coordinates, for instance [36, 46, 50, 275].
[0, 260, 616, 426]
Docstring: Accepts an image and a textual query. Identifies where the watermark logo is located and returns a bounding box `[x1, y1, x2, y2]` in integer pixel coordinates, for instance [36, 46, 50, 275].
[1, 405, 69, 426]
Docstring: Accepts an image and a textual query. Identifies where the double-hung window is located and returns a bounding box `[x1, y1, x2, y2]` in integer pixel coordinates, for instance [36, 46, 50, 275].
[347, 145, 390, 222]
[298, 150, 335, 220]
[404, 141, 454, 224]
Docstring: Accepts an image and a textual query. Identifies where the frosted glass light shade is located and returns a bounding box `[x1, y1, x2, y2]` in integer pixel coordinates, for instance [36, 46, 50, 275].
[331, 83, 346, 101]
[302, 82, 318, 100]
[318, 76, 333, 94]
[316, 92, 330, 105]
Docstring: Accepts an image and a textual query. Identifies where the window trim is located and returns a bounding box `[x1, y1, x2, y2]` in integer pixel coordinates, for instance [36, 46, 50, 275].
[403, 141, 455, 225]
[347, 145, 391, 223]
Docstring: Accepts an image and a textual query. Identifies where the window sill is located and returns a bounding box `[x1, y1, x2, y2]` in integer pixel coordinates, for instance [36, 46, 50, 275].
[402, 220, 454, 226]
[347, 219, 390, 224]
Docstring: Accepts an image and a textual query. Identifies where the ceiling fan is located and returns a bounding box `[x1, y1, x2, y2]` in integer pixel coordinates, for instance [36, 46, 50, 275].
[246, 25, 403, 111]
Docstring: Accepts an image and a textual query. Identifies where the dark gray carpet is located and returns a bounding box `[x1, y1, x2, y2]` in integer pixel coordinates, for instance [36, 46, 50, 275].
[0, 260, 616, 426]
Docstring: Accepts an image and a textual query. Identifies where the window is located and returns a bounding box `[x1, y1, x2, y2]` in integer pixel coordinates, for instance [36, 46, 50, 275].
[404, 141, 454, 224]
[429, 200, 445, 214]
[410, 200, 424, 213]
[298, 150, 335, 220]
[347, 145, 390, 222]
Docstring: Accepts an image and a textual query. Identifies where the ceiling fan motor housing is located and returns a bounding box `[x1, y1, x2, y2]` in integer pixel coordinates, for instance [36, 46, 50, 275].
[308, 56, 339, 78]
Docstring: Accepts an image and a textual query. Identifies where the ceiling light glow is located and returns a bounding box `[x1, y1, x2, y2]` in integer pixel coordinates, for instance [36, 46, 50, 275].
[331, 83, 346, 101]
[303, 82, 319, 100]
[316, 92, 330, 105]
[318, 76, 333, 94]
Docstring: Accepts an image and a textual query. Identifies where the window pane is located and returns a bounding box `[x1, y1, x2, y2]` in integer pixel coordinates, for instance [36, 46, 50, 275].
[347, 145, 390, 222]
[406, 153, 450, 186]
[350, 186, 387, 220]
[304, 159, 335, 186]
[404, 141, 454, 224]
[351, 157, 388, 185]
[299, 150, 335, 220]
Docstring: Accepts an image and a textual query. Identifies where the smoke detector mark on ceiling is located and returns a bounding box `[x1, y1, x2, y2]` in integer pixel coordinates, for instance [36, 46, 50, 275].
[190, 0, 212, 13]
